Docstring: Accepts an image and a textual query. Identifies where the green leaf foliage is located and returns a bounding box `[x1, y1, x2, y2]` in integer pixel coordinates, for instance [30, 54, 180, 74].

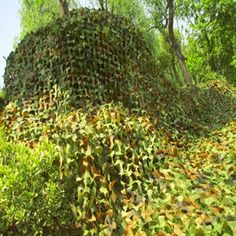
[181, 0, 236, 85]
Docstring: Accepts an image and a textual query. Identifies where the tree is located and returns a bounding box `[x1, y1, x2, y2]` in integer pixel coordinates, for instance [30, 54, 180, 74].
[166, 0, 192, 85]
[59, 0, 69, 15]
[100, 0, 149, 30]
[97, 0, 108, 10]
[179, 0, 236, 84]
[19, 0, 76, 39]
[106, 0, 160, 55]
[145, 0, 193, 85]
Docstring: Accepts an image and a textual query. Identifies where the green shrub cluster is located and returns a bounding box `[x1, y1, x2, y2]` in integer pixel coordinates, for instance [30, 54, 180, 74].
[0, 129, 66, 234]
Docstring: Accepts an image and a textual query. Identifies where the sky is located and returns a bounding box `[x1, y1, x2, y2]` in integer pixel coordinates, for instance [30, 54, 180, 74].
[0, 1, 20, 88]
[0, 0, 93, 89]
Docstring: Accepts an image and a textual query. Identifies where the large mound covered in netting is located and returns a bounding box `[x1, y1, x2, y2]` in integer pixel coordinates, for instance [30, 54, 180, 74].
[4, 8, 165, 108]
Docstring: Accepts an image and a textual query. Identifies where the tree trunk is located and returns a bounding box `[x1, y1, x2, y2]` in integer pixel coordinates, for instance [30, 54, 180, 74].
[59, 0, 69, 16]
[98, 0, 108, 10]
[171, 57, 182, 85]
[167, 0, 193, 85]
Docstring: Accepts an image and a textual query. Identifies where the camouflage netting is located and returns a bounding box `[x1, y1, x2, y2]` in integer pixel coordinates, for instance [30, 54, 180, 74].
[4, 8, 167, 108]
[1, 8, 175, 143]
[1, 8, 236, 145]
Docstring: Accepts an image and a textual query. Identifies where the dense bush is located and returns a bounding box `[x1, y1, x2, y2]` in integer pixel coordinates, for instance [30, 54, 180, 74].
[0, 128, 66, 234]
